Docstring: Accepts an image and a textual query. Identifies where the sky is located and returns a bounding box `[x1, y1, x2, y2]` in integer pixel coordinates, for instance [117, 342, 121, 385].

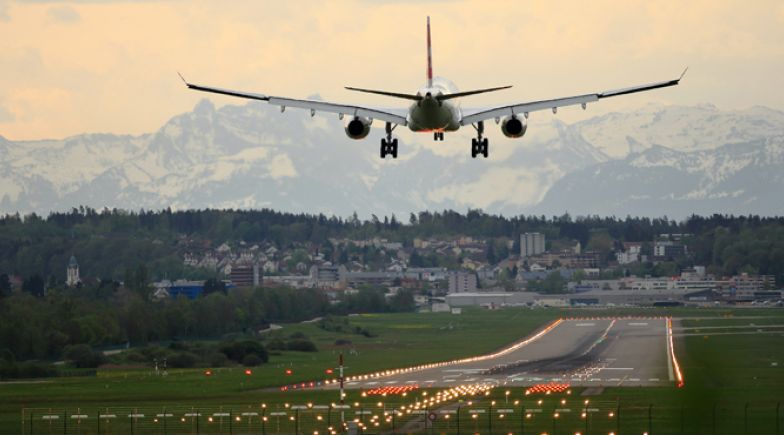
[1, 0, 783, 141]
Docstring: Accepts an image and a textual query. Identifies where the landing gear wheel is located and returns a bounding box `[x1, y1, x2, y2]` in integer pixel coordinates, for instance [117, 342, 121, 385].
[380, 137, 398, 159]
[470, 121, 488, 158]
[380, 122, 398, 159]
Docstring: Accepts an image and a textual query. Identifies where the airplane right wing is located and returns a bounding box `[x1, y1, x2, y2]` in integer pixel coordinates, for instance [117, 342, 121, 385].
[460, 69, 687, 125]
[180, 74, 408, 126]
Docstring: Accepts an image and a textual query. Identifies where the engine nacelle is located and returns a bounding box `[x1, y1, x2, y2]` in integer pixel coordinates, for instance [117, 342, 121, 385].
[344, 116, 372, 140]
[500, 115, 527, 138]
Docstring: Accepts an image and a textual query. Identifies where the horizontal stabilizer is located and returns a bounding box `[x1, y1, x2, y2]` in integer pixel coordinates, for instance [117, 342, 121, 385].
[345, 87, 422, 101]
[436, 85, 512, 101]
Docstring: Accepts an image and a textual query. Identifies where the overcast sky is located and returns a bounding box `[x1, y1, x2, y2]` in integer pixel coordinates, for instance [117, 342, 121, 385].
[1, 0, 783, 140]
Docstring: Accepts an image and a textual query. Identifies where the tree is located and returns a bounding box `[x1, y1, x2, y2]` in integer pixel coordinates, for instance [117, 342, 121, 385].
[63, 344, 105, 368]
[203, 278, 226, 296]
[0, 274, 10, 297]
[486, 241, 497, 264]
[22, 275, 45, 297]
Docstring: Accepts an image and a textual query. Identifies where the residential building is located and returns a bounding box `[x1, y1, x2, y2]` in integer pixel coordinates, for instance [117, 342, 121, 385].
[448, 271, 478, 294]
[654, 240, 687, 259]
[616, 243, 642, 265]
[230, 263, 260, 287]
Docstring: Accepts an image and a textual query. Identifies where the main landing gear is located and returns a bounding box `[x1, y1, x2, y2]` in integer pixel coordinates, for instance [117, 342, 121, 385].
[433, 131, 444, 141]
[471, 121, 489, 158]
[380, 122, 398, 159]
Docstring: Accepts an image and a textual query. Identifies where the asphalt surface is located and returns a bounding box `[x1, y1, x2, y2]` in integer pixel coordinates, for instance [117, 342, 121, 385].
[336, 318, 673, 389]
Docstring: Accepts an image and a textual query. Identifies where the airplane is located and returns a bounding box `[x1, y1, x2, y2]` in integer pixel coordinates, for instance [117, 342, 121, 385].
[179, 17, 686, 159]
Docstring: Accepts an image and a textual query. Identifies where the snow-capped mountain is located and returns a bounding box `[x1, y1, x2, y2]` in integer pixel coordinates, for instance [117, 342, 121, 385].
[534, 138, 784, 217]
[575, 103, 784, 158]
[1, 100, 783, 218]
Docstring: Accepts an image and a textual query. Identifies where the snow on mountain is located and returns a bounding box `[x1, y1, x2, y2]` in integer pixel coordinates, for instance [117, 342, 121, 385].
[534, 137, 784, 218]
[1, 101, 783, 218]
[576, 103, 784, 158]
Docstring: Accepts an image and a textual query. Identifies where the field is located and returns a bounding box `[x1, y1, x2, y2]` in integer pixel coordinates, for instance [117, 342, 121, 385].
[2, 307, 784, 433]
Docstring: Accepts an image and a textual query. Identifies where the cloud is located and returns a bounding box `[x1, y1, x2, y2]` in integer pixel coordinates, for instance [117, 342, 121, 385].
[0, 104, 14, 122]
[0, 2, 9, 22]
[46, 5, 80, 23]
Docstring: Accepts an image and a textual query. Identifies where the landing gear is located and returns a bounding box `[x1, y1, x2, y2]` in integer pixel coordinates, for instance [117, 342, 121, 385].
[471, 121, 489, 158]
[380, 122, 398, 159]
[433, 131, 444, 141]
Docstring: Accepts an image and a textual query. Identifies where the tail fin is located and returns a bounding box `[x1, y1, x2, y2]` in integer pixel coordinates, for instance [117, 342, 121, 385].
[426, 16, 433, 88]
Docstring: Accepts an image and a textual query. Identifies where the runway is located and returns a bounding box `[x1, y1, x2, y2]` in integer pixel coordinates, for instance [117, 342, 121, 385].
[331, 318, 674, 390]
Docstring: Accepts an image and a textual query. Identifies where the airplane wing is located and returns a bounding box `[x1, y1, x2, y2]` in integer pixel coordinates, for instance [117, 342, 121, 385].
[460, 69, 687, 125]
[179, 74, 408, 126]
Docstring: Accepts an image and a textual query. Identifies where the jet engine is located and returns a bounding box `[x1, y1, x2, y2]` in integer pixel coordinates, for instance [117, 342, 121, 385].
[344, 117, 372, 140]
[500, 115, 527, 138]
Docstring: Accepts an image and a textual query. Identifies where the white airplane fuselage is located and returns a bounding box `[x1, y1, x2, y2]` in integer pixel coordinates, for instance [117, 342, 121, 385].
[407, 83, 461, 132]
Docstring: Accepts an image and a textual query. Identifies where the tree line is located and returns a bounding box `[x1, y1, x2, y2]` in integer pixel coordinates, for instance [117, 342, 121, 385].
[0, 282, 415, 371]
[1, 207, 784, 286]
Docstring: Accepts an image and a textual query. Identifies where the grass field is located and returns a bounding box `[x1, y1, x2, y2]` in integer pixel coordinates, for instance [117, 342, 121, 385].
[3, 306, 784, 433]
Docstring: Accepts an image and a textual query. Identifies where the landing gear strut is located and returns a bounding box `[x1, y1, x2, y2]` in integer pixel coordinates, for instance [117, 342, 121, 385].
[380, 122, 398, 159]
[471, 121, 488, 158]
[433, 131, 444, 141]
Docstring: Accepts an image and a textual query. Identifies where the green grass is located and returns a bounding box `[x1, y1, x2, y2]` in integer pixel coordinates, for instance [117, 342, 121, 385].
[3, 307, 784, 433]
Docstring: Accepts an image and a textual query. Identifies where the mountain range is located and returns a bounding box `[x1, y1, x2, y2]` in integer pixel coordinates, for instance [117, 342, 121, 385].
[1, 100, 782, 219]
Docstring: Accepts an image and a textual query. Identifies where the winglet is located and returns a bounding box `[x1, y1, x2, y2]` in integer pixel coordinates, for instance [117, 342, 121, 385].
[679, 67, 689, 81]
[177, 71, 189, 86]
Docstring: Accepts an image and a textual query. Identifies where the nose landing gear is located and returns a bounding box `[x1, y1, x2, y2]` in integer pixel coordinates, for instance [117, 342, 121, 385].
[471, 121, 488, 158]
[433, 131, 444, 141]
[380, 122, 398, 159]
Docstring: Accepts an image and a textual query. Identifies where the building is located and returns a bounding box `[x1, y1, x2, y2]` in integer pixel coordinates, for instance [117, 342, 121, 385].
[66, 255, 80, 287]
[310, 265, 344, 288]
[616, 243, 642, 265]
[153, 279, 235, 299]
[448, 272, 478, 294]
[521, 233, 545, 258]
[653, 240, 687, 259]
[230, 263, 260, 287]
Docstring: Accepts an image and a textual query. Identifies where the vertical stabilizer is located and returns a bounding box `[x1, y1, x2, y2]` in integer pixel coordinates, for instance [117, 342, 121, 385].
[426, 16, 433, 88]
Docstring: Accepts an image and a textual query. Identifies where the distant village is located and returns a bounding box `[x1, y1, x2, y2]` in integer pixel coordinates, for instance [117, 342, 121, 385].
[69, 230, 779, 310]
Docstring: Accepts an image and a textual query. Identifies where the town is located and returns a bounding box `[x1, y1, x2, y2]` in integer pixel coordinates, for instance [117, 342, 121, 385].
[4, 210, 780, 311]
[144, 230, 779, 309]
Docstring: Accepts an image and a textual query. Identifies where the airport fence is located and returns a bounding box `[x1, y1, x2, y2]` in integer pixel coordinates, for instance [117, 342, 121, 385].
[21, 400, 784, 434]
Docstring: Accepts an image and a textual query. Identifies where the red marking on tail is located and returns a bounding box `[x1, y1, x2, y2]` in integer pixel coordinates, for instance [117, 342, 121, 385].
[426, 16, 433, 87]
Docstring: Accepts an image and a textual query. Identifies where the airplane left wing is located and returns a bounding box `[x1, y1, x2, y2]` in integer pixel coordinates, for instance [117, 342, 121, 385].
[460, 69, 687, 125]
[179, 74, 408, 126]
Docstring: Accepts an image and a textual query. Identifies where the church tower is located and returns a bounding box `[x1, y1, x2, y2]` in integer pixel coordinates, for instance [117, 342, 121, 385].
[66, 255, 80, 287]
